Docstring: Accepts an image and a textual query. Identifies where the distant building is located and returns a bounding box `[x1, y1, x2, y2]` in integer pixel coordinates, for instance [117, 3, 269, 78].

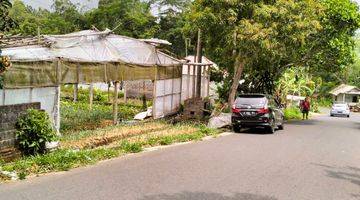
[330, 84, 360, 106]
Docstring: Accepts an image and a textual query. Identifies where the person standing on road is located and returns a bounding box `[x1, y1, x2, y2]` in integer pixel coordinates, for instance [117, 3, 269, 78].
[301, 97, 311, 120]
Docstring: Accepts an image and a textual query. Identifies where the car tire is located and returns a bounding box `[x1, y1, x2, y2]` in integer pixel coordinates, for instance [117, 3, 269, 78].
[347, 115, 350, 118]
[278, 124, 284, 130]
[330, 114, 334, 117]
[233, 125, 241, 133]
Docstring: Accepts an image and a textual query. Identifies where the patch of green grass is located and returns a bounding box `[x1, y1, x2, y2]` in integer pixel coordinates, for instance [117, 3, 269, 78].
[284, 106, 302, 120]
[159, 135, 174, 145]
[1, 148, 120, 179]
[1, 122, 220, 182]
[60, 101, 146, 133]
[119, 141, 143, 153]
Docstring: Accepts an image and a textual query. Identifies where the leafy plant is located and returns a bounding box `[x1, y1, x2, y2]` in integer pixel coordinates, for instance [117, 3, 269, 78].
[15, 109, 57, 155]
[120, 141, 143, 153]
[284, 107, 302, 120]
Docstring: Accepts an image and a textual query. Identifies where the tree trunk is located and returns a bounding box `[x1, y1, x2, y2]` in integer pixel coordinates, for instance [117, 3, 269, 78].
[228, 57, 245, 107]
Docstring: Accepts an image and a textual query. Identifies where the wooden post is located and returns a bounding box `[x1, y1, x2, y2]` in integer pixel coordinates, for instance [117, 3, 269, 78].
[187, 65, 190, 100]
[73, 84, 78, 102]
[152, 66, 158, 119]
[142, 80, 147, 109]
[113, 81, 119, 125]
[74, 64, 80, 102]
[196, 29, 203, 98]
[54, 60, 61, 136]
[123, 81, 127, 103]
[89, 83, 94, 109]
[192, 65, 196, 99]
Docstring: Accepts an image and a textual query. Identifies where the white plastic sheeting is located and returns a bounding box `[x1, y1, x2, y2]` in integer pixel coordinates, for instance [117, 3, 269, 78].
[0, 87, 60, 132]
[181, 64, 210, 103]
[153, 78, 182, 119]
[2, 29, 182, 67]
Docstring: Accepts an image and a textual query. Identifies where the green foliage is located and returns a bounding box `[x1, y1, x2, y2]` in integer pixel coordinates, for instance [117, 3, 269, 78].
[60, 101, 113, 132]
[159, 135, 174, 145]
[15, 109, 57, 155]
[2, 148, 120, 178]
[119, 141, 143, 153]
[85, 0, 158, 38]
[317, 97, 333, 108]
[275, 67, 322, 105]
[0, 0, 16, 32]
[284, 107, 302, 120]
[0, 75, 3, 89]
[2, 121, 220, 180]
[8, 0, 85, 35]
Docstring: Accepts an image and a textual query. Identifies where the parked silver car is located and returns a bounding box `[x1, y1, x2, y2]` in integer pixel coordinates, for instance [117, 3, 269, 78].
[330, 103, 350, 117]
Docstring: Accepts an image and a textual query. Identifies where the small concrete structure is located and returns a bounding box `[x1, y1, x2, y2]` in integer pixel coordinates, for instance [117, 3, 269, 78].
[330, 84, 360, 106]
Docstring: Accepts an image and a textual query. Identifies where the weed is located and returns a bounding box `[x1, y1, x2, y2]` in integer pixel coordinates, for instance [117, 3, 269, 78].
[284, 106, 302, 120]
[120, 141, 143, 153]
[159, 135, 174, 145]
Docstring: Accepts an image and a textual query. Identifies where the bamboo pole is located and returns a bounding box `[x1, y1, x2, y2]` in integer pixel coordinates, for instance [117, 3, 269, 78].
[113, 81, 119, 125]
[89, 83, 94, 109]
[123, 81, 127, 103]
[196, 29, 203, 98]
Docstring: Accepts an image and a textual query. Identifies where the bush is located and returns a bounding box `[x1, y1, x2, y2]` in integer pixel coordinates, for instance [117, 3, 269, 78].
[15, 109, 57, 155]
[284, 106, 302, 120]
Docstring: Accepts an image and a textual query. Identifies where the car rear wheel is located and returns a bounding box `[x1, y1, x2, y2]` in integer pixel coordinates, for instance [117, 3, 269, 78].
[233, 125, 241, 133]
[278, 124, 284, 130]
[267, 126, 275, 134]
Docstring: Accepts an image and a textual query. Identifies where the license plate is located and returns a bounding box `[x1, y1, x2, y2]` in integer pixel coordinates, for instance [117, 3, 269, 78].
[243, 112, 254, 116]
[338, 111, 343, 113]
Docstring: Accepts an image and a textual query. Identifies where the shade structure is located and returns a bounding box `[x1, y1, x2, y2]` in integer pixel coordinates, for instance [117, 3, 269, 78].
[1, 29, 184, 88]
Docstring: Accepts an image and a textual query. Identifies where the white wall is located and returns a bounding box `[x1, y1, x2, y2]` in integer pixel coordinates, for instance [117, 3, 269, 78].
[153, 78, 182, 119]
[0, 87, 60, 132]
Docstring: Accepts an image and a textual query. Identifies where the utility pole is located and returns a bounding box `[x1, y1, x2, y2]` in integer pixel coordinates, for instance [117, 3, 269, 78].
[196, 29, 203, 98]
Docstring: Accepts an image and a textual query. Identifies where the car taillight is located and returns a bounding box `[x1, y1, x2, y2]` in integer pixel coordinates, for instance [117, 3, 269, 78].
[232, 104, 241, 113]
[257, 108, 269, 114]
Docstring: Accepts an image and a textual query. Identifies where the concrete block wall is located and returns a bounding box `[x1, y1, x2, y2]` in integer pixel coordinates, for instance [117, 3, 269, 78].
[0, 102, 41, 161]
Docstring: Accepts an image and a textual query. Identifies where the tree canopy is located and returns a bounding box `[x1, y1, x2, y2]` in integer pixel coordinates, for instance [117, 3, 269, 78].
[186, 0, 360, 104]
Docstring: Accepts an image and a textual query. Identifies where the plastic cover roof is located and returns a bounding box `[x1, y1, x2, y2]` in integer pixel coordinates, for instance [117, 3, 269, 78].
[2, 29, 183, 67]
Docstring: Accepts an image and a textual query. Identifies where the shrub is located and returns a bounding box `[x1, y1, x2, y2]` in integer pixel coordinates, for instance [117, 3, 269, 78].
[284, 106, 302, 120]
[15, 109, 57, 155]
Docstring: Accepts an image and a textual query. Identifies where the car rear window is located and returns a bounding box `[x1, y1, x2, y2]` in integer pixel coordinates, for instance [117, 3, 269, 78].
[235, 96, 267, 108]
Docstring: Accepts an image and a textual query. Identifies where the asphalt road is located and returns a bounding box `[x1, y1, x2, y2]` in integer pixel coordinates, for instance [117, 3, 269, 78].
[0, 113, 359, 200]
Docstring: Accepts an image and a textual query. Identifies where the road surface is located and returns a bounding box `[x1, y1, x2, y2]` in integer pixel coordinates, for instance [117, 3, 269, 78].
[0, 113, 359, 200]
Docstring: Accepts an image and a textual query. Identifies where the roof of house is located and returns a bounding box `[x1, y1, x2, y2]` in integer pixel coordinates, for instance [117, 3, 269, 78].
[329, 84, 360, 95]
[1, 29, 183, 67]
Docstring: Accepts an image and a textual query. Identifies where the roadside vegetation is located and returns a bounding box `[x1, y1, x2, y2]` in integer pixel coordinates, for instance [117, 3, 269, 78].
[1, 0, 360, 183]
[60, 85, 150, 133]
[0, 121, 219, 181]
[284, 107, 303, 120]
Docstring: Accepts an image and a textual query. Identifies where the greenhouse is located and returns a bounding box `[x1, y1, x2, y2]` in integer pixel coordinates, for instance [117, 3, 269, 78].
[0, 29, 188, 133]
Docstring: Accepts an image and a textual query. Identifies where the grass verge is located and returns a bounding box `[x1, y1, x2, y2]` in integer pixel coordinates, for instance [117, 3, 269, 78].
[0, 122, 219, 181]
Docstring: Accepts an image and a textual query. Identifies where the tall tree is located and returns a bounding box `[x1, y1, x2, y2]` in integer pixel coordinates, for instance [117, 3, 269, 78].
[187, 0, 323, 106]
[0, 0, 16, 32]
[85, 0, 158, 38]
